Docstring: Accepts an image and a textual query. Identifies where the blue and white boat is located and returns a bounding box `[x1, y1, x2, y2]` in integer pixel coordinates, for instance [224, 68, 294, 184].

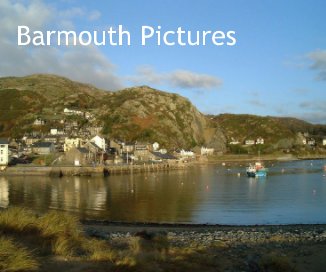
[246, 162, 267, 177]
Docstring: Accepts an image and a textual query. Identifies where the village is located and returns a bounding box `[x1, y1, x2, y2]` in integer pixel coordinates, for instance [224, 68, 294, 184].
[0, 107, 326, 172]
[0, 107, 214, 171]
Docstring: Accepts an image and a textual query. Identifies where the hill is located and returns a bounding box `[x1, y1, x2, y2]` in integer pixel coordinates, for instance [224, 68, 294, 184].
[0, 74, 226, 150]
[0, 74, 325, 152]
[211, 113, 326, 151]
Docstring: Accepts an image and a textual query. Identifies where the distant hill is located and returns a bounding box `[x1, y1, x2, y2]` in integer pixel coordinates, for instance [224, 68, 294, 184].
[0, 74, 325, 152]
[211, 113, 326, 150]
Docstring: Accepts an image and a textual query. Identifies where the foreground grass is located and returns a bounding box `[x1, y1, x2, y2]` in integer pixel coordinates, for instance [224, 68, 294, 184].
[0, 207, 312, 271]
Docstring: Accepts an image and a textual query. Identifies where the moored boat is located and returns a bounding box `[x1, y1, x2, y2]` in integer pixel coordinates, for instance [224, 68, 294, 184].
[246, 162, 267, 177]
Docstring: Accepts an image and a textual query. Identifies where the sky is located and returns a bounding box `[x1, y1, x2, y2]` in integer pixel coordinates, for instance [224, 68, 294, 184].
[0, 0, 325, 123]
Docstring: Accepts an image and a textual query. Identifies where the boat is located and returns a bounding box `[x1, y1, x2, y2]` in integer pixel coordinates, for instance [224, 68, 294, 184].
[246, 162, 267, 177]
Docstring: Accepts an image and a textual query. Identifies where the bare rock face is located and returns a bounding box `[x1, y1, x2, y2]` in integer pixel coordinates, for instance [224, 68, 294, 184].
[99, 86, 226, 150]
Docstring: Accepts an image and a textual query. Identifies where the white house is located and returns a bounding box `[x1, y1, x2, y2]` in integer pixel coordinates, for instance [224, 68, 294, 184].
[180, 149, 195, 157]
[33, 118, 45, 126]
[245, 140, 255, 145]
[0, 139, 9, 166]
[152, 142, 160, 151]
[323, 139, 326, 146]
[64, 137, 82, 152]
[50, 129, 64, 135]
[201, 147, 214, 155]
[63, 108, 83, 116]
[90, 135, 106, 151]
[256, 137, 264, 145]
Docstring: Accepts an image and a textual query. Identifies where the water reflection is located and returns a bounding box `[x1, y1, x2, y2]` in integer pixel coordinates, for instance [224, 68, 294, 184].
[1, 159, 326, 225]
[0, 177, 9, 208]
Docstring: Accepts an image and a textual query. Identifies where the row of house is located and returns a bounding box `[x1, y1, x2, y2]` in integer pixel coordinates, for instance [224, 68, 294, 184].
[1, 108, 211, 167]
[230, 136, 325, 146]
[229, 137, 265, 145]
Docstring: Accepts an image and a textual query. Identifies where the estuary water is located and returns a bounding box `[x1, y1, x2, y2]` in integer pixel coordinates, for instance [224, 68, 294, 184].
[0, 159, 326, 225]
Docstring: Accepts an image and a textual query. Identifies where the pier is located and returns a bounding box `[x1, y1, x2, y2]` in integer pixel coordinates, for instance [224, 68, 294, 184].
[0, 162, 187, 177]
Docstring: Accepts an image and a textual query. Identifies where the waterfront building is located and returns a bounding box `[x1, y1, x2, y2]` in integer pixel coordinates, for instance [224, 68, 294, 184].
[0, 139, 9, 166]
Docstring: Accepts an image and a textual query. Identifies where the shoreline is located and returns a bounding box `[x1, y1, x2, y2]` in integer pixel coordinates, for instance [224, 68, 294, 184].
[83, 220, 326, 271]
[82, 219, 326, 229]
[1, 155, 325, 177]
[82, 220, 326, 237]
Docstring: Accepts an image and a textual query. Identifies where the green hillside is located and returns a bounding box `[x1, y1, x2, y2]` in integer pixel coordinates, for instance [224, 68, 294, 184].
[0, 74, 325, 153]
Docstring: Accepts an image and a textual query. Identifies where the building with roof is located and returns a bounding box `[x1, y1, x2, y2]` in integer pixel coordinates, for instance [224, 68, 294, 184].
[32, 142, 55, 155]
[63, 147, 90, 166]
[150, 151, 178, 163]
[0, 139, 9, 166]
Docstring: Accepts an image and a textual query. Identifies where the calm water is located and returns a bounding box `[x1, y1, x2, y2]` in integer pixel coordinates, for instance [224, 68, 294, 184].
[1, 159, 326, 225]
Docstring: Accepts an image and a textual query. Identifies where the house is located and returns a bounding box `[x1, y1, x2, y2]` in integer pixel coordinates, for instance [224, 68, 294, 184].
[85, 112, 94, 120]
[245, 140, 255, 145]
[256, 137, 264, 145]
[323, 139, 326, 146]
[122, 142, 135, 153]
[134, 142, 151, 161]
[63, 108, 83, 116]
[229, 140, 240, 145]
[179, 149, 195, 158]
[43, 136, 58, 144]
[152, 142, 160, 151]
[50, 129, 64, 135]
[150, 151, 178, 163]
[302, 138, 307, 145]
[33, 118, 46, 126]
[200, 147, 214, 156]
[83, 142, 104, 164]
[307, 138, 316, 146]
[0, 139, 9, 166]
[24, 136, 41, 146]
[109, 139, 123, 155]
[63, 147, 90, 166]
[90, 135, 106, 151]
[32, 142, 56, 155]
[64, 137, 82, 152]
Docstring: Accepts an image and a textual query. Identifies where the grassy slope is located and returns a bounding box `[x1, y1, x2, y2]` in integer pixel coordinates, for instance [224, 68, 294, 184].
[0, 75, 325, 150]
[3, 207, 326, 271]
[212, 113, 326, 145]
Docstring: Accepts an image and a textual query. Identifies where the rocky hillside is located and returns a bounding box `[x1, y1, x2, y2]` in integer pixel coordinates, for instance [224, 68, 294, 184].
[0, 74, 226, 150]
[211, 114, 326, 149]
[0, 74, 325, 152]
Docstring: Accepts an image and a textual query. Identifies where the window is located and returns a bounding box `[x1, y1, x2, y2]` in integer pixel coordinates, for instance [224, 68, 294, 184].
[0, 145, 4, 148]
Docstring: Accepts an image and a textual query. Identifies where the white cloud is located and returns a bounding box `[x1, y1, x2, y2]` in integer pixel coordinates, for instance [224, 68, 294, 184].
[308, 50, 326, 81]
[0, 0, 122, 90]
[128, 65, 222, 90]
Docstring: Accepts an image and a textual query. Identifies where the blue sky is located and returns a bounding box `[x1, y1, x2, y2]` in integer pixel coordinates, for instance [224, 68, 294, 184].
[0, 0, 325, 123]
